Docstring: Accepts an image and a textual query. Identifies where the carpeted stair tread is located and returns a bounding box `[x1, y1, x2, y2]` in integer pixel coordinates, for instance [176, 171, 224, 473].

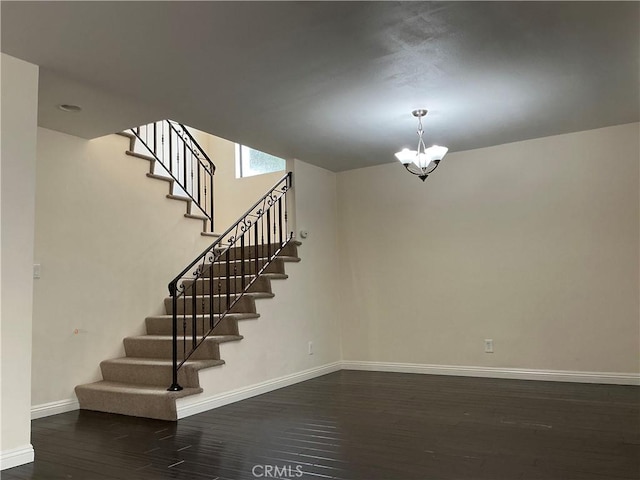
[166, 194, 191, 202]
[201, 258, 287, 278]
[146, 312, 260, 322]
[165, 294, 257, 315]
[125, 150, 155, 162]
[100, 357, 225, 388]
[206, 255, 300, 264]
[261, 272, 288, 280]
[125, 334, 243, 343]
[146, 313, 257, 336]
[123, 334, 243, 360]
[146, 172, 173, 184]
[182, 276, 272, 295]
[75, 381, 201, 421]
[102, 357, 225, 368]
[76, 380, 199, 396]
[165, 292, 275, 301]
[185, 213, 208, 221]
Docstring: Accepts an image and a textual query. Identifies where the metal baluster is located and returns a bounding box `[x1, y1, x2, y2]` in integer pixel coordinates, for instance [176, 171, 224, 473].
[217, 270, 222, 331]
[182, 308, 186, 369]
[209, 173, 214, 232]
[267, 208, 271, 258]
[209, 250, 214, 331]
[197, 158, 201, 205]
[226, 249, 231, 315]
[182, 133, 187, 193]
[169, 124, 173, 179]
[285, 175, 290, 238]
[278, 197, 283, 246]
[191, 279, 197, 350]
[168, 284, 182, 391]
[261, 208, 265, 265]
[240, 235, 246, 290]
[153, 122, 157, 156]
[254, 222, 259, 281]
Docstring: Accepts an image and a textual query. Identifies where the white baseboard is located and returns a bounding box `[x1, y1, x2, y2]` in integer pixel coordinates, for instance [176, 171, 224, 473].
[28, 361, 638, 423]
[340, 361, 640, 385]
[0, 445, 34, 470]
[176, 361, 342, 419]
[31, 398, 79, 420]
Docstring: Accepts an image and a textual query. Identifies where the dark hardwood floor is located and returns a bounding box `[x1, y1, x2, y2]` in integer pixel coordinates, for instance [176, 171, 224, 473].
[3, 371, 639, 480]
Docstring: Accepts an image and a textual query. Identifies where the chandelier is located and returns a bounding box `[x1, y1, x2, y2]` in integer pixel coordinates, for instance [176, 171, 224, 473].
[394, 109, 448, 182]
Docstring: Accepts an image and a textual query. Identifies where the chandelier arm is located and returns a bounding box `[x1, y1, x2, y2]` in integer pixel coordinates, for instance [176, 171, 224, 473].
[427, 160, 441, 175]
[404, 159, 440, 177]
[404, 163, 427, 177]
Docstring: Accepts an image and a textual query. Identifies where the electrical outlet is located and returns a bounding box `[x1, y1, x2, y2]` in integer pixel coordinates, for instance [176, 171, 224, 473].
[33, 264, 41, 279]
[308, 341, 314, 355]
[484, 339, 494, 353]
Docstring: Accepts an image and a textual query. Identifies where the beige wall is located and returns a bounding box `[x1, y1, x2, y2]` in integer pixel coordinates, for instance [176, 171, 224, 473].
[177, 159, 342, 412]
[195, 129, 285, 233]
[337, 123, 639, 374]
[32, 128, 213, 406]
[1, 54, 38, 467]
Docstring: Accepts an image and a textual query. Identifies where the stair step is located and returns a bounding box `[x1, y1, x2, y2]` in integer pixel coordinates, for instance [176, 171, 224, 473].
[200, 258, 287, 278]
[75, 381, 200, 421]
[100, 357, 224, 388]
[125, 150, 155, 162]
[201, 231, 221, 238]
[214, 242, 300, 261]
[146, 172, 174, 185]
[166, 194, 192, 203]
[123, 334, 243, 360]
[182, 275, 272, 296]
[164, 293, 267, 315]
[185, 213, 208, 221]
[146, 313, 258, 336]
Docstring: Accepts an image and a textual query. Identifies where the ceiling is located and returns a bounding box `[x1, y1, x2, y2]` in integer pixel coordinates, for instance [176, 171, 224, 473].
[2, 1, 638, 172]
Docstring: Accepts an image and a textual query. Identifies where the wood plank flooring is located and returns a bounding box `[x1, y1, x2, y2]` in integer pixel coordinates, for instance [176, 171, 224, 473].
[4, 371, 639, 479]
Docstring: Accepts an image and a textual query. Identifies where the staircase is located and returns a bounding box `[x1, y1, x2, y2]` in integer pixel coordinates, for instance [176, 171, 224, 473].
[118, 120, 218, 237]
[75, 124, 298, 421]
[74, 241, 300, 420]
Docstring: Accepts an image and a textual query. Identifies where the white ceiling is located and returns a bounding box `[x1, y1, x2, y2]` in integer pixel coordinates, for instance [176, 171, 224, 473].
[2, 1, 638, 172]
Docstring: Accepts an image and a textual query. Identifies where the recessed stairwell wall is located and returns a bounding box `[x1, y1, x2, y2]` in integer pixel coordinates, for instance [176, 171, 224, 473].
[337, 123, 640, 380]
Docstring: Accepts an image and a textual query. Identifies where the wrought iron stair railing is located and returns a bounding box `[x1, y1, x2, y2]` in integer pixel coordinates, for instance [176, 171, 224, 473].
[167, 172, 293, 391]
[130, 120, 216, 232]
